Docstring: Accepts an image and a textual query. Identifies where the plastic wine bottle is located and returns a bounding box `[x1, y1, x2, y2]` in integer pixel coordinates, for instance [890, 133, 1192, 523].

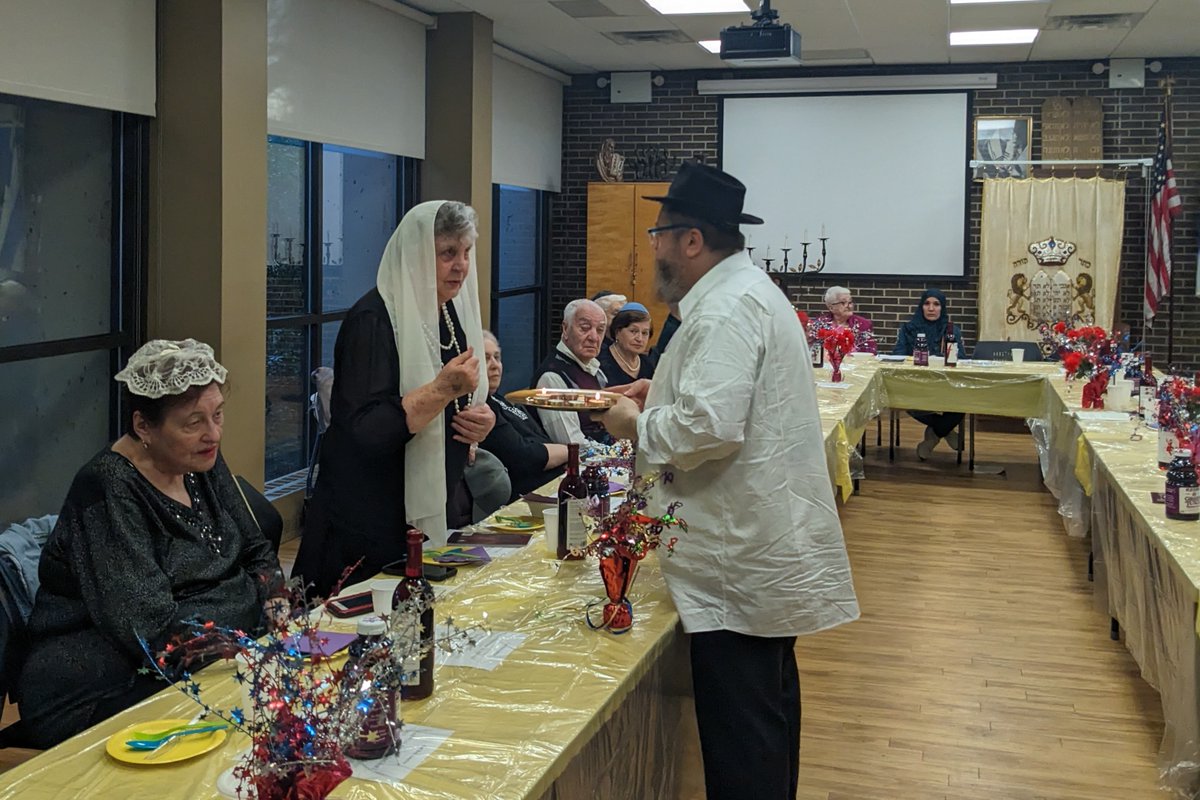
[1165, 449, 1200, 521]
[391, 529, 435, 700]
[557, 443, 588, 560]
[913, 333, 930, 367]
[1139, 356, 1157, 421]
[344, 615, 398, 759]
[943, 321, 958, 367]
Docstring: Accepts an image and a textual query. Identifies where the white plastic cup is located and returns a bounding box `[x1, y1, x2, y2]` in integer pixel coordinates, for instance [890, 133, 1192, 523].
[541, 507, 559, 553]
[1011, 348, 1025, 363]
[370, 578, 401, 617]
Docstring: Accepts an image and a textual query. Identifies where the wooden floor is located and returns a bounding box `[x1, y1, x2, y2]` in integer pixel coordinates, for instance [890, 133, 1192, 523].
[1, 420, 1170, 799]
[789, 417, 1166, 800]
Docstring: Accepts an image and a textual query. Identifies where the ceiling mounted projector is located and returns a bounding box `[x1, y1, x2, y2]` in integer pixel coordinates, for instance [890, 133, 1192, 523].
[719, 1, 801, 66]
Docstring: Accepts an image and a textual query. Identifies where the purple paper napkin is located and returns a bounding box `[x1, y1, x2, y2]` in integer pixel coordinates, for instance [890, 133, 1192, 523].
[285, 631, 359, 658]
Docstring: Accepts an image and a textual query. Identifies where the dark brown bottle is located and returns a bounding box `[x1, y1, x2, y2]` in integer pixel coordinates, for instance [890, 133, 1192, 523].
[943, 320, 958, 367]
[392, 529, 435, 700]
[557, 443, 587, 560]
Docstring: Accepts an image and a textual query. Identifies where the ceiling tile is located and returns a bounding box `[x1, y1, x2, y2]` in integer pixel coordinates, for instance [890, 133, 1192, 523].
[948, 3, 1050, 30]
[1110, 0, 1200, 58]
[1046, 0, 1155, 14]
[947, 42, 1034, 63]
[1028, 27, 1126, 60]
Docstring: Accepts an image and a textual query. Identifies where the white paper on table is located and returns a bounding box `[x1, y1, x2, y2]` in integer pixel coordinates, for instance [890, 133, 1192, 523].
[482, 545, 525, 560]
[876, 354, 907, 362]
[815, 382, 852, 390]
[1073, 410, 1134, 423]
[347, 724, 453, 787]
[438, 630, 527, 671]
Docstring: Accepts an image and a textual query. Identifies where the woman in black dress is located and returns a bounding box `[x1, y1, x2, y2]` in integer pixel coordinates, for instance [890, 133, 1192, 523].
[599, 303, 657, 387]
[293, 201, 495, 597]
[16, 339, 285, 748]
[479, 331, 568, 500]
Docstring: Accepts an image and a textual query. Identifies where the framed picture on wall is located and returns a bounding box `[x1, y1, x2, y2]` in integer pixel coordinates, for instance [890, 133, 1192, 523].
[973, 116, 1032, 180]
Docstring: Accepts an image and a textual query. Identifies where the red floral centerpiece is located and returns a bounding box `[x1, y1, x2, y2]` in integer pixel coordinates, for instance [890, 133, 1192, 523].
[1158, 376, 1200, 460]
[578, 472, 686, 633]
[805, 321, 855, 382]
[1042, 321, 1124, 409]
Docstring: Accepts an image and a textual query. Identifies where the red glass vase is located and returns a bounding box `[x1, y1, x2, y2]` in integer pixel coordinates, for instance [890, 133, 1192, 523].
[1082, 371, 1109, 409]
[826, 349, 845, 383]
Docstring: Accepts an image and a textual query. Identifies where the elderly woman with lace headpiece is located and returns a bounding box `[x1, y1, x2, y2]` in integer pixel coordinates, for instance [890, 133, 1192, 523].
[15, 339, 286, 748]
[293, 201, 494, 598]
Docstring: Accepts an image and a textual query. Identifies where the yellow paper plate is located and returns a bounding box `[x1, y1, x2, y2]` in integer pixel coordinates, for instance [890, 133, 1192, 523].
[105, 718, 228, 765]
[488, 515, 544, 532]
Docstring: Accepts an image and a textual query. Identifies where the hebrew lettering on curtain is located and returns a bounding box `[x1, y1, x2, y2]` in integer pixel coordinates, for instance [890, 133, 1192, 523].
[979, 177, 1125, 355]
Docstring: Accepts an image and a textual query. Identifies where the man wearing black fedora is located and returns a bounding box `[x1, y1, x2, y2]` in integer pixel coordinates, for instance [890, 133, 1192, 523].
[597, 162, 860, 800]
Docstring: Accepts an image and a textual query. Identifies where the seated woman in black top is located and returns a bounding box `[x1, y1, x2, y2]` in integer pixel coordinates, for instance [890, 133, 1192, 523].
[480, 331, 569, 500]
[598, 303, 657, 387]
[892, 289, 968, 460]
[16, 339, 285, 748]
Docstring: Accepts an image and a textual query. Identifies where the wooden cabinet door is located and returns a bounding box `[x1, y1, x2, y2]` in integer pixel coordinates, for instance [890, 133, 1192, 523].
[586, 183, 636, 301]
[585, 181, 672, 350]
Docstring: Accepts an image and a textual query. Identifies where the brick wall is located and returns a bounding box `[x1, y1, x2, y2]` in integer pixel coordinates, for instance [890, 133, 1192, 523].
[551, 59, 1200, 369]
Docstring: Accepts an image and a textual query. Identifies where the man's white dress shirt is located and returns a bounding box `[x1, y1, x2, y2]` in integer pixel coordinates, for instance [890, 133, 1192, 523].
[637, 252, 860, 637]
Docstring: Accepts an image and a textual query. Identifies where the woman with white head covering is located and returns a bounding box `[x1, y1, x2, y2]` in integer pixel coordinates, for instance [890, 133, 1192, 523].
[294, 201, 494, 597]
[16, 339, 286, 747]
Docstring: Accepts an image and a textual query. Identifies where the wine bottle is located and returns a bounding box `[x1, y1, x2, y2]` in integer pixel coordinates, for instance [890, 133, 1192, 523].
[913, 333, 929, 367]
[392, 529, 435, 700]
[943, 321, 958, 367]
[344, 615, 398, 759]
[582, 463, 610, 517]
[1139, 356, 1158, 421]
[1165, 449, 1200, 521]
[557, 443, 588, 560]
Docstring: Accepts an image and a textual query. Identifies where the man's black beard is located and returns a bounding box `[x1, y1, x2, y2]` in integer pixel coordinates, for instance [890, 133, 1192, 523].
[655, 257, 688, 304]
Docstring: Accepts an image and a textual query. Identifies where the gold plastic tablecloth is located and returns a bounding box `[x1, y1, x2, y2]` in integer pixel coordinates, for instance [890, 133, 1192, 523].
[0, 533, 697, 800]
[6, 357, 1200, 797]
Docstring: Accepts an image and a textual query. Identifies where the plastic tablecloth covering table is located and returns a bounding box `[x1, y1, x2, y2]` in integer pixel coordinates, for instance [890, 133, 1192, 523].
[5, 358, 1200, 797]
[0, 535, 699, 800]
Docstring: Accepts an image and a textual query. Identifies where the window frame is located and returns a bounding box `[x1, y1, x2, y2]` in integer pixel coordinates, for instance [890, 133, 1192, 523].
[264, 136, 418, 481]
[490, 183, 551, 389]
[0, 105, 149, 441]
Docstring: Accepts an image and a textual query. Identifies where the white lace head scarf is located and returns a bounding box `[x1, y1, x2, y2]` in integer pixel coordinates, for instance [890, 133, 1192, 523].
[377, 200, 487, 545]
[114, 339, 227, 398]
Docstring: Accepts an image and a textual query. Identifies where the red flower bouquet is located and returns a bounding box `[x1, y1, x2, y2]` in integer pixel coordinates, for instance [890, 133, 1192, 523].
[1042, 321, 1125, 409]
[815, 325, 855, 382]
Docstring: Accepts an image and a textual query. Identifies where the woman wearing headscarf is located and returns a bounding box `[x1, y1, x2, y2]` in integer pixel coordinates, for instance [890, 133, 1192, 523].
[294, 201, 494, 597]
[16, 339, 285, 747]
[893, 288, 967, 459]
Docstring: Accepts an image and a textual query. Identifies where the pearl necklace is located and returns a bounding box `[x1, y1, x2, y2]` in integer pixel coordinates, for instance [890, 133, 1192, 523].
[611, 345, 640, 376]
[422, 303, 466, 414]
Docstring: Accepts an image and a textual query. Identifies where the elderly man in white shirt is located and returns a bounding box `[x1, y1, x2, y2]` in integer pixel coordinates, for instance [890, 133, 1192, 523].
[598, 163, 860, 800]
[529, 298, 613, 447]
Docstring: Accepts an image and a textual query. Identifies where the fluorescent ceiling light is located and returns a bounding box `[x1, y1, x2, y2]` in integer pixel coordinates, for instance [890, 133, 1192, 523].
[697, 73, 998, 95]
[950, 28, 1039, 45]
[645, 0, 749, 13]
[698, 39, 722, 53]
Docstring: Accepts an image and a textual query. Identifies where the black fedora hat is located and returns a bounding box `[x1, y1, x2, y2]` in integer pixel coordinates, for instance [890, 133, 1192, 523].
[643, 162, 764, 227]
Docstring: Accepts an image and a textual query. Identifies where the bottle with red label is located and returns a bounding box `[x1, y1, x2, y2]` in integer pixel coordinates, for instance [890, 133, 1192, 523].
[1165, 449, 1200, 521]
[392, 529, 435, 700]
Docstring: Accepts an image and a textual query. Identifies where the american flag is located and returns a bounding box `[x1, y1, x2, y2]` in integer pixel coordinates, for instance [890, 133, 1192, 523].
[1145, 105, 1182, 321]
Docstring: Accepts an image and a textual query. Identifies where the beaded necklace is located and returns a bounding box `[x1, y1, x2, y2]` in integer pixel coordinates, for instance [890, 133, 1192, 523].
[421, 303, 466, 413]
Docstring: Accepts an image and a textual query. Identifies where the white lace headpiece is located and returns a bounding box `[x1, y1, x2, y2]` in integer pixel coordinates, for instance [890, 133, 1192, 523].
[114, 339, 228, 399]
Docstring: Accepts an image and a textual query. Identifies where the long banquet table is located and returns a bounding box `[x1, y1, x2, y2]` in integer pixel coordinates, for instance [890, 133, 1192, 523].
[2, 356, 1197, 797]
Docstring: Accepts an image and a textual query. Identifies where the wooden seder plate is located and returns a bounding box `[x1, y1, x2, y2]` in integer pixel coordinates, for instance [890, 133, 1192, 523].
[504, 387, 624, 410]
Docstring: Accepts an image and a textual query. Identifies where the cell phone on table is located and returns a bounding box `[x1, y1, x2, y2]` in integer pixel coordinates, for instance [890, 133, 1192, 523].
[326, 590, 373, 618]
[381, 559, 458, 582]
